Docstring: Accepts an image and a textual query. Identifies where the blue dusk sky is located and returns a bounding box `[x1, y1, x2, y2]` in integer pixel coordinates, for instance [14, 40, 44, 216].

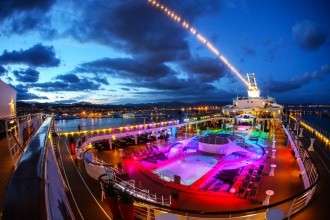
[0, 0, 329, 104]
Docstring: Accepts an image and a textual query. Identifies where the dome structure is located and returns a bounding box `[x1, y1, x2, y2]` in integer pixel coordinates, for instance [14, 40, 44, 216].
[198, 134, 251, 156]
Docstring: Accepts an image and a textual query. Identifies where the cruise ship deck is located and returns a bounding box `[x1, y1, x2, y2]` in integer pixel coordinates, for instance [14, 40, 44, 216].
[1, 114, 328, 219]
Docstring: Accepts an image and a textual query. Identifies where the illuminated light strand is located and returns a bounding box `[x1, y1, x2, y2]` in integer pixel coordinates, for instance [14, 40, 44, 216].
[147, 0, 250, 87]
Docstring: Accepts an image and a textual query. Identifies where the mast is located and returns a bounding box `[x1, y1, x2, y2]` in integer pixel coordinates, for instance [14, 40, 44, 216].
[247, 73, 260, 98]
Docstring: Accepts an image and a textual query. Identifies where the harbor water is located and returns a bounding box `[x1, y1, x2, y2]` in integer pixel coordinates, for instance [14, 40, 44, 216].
[56, 109, 330, 133]
[55, 117, 178, 132]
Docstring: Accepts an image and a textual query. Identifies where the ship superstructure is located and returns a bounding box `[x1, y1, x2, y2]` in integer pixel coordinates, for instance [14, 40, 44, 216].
[223, 73, 283, 118]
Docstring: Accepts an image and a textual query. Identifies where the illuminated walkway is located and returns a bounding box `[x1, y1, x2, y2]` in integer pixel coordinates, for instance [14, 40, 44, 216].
[56, 136, 111, 220]
[288, 121, 329, 220]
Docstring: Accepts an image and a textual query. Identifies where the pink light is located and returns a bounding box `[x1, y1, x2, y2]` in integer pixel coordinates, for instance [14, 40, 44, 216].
[237, 126, 251, 131]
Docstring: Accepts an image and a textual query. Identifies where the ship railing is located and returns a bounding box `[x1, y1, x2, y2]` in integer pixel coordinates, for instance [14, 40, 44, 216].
[290, 114, 330, 144]
[57, 115, 254, 135]
[282, 122, 320, 217]
[4, 113, 44, 167]
[99, 173, 172, 207]
[57, 118, 181, 134]
[83, 149, 172, 206]
[2, 116, 75, 220]
[82, 148, 116, 180]
[73, 116, 256, 154]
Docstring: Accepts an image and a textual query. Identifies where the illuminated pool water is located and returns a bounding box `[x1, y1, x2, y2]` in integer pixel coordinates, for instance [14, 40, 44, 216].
[153, 155, 218, 185]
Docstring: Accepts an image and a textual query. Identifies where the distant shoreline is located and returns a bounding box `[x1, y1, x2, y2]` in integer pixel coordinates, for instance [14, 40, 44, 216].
[54, 115, 123, 120]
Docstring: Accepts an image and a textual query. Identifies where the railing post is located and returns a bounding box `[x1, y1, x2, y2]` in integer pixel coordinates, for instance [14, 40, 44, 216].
[146, 206, 151, 220]
[287, 197, 297, 220]
[308, 138, 315, 152]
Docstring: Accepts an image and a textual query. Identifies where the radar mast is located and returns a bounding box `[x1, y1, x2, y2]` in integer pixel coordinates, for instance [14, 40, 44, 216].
[247, 73, 260, 98]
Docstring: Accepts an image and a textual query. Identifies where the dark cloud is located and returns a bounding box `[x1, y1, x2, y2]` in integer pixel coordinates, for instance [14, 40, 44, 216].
[77, 55, 234, 102]
[78, 57, 172, 81]
[13, 68, 40, 83]
[34, 78, 101, 92]
[241, 46, 256, 56]
[55, 73, 80, 83]
[264, 47, 277, 62]
[132, 85, 232, 103]
[92, 76, 109, 85]
[9, 83, 48, 101]
[53, 95, 91, 104]
[266, 71, 323, 93]
[0, 44, 60, 67]
[276, 88, 330, 104]
[0, 65, 7, 76]
[65, 0, 221, 63]
[292, 20, 327, 51]
[264, 38, 286, 62]
[53, 99, 79, 104]
[119, 73, 234, 103]
[263, 38, 272, 47]
[180, 57, 227, 83]
[0, 0, 56, 36]
[163, 0, 221, 20]
[321, 64, 330, 74]
[121, 75, 188, 91]
[52, 94, 90, 104]
[0, 0, 55, 20]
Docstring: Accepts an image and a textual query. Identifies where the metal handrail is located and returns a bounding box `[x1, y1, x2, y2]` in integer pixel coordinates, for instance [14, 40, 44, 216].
[2, 116, 75, 220]
[99, 173, 172, 206]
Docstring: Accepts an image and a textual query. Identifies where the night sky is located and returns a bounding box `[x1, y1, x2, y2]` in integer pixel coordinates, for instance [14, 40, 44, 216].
[0, 0, 329, 104]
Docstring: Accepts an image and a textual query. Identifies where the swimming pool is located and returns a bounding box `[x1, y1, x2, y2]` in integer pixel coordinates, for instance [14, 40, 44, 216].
[153, 155, 218, 185]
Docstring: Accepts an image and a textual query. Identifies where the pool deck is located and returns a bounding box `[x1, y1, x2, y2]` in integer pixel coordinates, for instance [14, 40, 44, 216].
[92, 126, 305, 212]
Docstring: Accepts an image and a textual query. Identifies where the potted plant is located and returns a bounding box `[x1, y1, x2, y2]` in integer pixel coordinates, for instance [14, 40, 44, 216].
[103, 181, 121, 220]
[68, 136, 75, 155]
[118, 188, 134, 220]
[171, 191, 179, 208]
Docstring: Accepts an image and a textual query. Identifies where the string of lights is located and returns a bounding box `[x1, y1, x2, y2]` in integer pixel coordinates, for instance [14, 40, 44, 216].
[147, 0, 250, 87]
